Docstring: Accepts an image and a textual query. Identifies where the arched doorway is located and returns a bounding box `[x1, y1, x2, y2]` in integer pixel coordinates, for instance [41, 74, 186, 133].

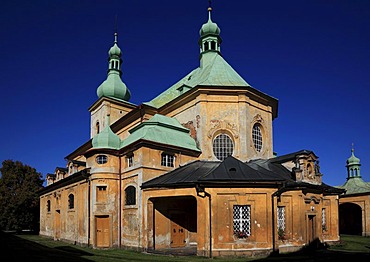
[339, 202, 362, 235]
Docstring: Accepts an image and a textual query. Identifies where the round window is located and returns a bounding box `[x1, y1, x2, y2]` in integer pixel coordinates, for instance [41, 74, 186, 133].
[213, 133, 234, 161]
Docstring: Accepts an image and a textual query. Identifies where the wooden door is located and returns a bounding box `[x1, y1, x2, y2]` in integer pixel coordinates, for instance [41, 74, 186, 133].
[170, 213, 186, 248]
[308, 215, 316, 243]
[96, 216, 110, 247]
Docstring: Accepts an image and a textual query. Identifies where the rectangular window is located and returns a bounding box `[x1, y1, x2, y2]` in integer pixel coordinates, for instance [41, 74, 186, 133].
[161, 153, 175, 167]
[233, 205, 251, 238]
[277, 206, 286, 239]
[96, 186, 107, 202]
[322, 208, 327, 231]
[126, 154, 134, 167]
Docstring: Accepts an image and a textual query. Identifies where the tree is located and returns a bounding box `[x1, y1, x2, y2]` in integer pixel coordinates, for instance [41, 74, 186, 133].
[0, 160, 44, 232]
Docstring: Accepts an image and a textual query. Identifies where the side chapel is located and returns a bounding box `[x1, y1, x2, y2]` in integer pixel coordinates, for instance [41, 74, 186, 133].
[39, 4, 345, 258]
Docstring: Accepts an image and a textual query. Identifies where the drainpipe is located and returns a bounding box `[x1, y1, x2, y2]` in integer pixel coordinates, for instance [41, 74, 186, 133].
[87, 174, 91, 247]
[271, 182, 287, 254]
[196, 185, 212, 258]
[119, 155, 122, 248]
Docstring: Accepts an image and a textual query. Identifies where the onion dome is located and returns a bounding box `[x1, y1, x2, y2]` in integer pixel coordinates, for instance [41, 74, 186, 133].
[198, 4, 222, 55]
[199, 7, 221, 37]
[346, 145, 361, 178]
[92, 115, 121, 149]
[97, 32, 131, 101]
[347, 148, 360, 166]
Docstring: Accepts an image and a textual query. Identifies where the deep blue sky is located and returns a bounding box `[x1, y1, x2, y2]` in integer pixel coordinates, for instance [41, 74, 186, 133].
[1, 0, 369, 187]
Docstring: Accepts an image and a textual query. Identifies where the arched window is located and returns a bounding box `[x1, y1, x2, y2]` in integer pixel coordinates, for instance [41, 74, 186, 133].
[47, 200, 51, 212]
[68, 194, 74, 209]
[213, 133, 234, 161]
[125, 186, 136, 205]
[211, 41, 216, 50]
[96, 121, 100, 134]
[252, 123, 263, 152]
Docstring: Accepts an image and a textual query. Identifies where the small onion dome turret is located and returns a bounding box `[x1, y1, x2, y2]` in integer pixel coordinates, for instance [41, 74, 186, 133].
[92, 115, 121, 150]
[96, 32, 131, 101]
[347, 148, 360, 166]
[199, 7, 221, 37]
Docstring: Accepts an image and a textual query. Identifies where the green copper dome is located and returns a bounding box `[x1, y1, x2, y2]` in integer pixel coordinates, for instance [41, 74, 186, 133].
[109, 42, 121, 57]
[199, 7, 220, 37]
[346, 148, 360, 166]
[97, 32, 131, 101]
[92, 115, 121, 149]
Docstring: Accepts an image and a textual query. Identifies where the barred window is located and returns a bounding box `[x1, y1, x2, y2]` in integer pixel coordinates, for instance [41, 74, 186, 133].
[322, 208, 327, 231]
[213, 133, 234, 161]
[252, 124, 263, 152]
[68, 194, 74, 209]
[161, 153, 175, 167]
[277, 206, 285, 231]
[233, 205, 251, 237]
[125, 186, 136, 205]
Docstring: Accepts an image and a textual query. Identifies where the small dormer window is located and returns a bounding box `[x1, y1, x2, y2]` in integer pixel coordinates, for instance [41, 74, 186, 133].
[96, 155, 108, 164]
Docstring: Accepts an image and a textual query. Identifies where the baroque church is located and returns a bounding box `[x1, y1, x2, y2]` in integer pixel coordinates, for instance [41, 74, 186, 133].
[39, 4, 346, 258]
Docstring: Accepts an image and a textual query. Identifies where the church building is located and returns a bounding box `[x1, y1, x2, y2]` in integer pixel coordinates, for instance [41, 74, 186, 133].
[39, 4, 345, 258]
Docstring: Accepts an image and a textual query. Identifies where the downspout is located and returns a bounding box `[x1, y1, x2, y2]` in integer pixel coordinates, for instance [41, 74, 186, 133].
[118, 155, 122, 248]
[87, 175, 91, 247]
[196, 185, 212, 258]
[271, 182, 287, 254]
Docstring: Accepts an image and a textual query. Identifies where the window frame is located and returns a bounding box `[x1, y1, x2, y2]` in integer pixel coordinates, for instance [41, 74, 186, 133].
[96, 154, 108, 165]
[68, 193, 75, 209]
[252, 123, 263, 152]
[125, 185, 136, 206]
[233, 204, 251, 238]
[213, 133, 234, 161]
[161, 152, 175, 167]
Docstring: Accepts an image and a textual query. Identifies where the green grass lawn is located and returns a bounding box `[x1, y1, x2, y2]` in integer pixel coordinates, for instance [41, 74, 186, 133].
[1, 231, 369, 262]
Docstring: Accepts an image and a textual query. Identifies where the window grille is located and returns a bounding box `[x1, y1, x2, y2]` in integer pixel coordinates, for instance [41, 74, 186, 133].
[252, 124, 263, 152]
[213, 133, 234, 161]
[277, 206, 285, 231]
[233, 205, 251, 237]
[322, 208, 327, 231]
[125, 186, 136, 205]
[161, 153, 175, 167]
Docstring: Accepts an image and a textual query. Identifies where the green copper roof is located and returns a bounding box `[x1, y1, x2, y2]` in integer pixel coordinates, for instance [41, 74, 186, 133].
[97, 32, 131, 101]
[337, 177, 370, 195]
[92, 115, 121, 149]
[145, 52, 251, 108]
[120, 114, 200, 152]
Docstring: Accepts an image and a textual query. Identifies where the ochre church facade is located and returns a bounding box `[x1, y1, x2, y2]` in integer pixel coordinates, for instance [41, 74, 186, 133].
[39, 5, 345, 258]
